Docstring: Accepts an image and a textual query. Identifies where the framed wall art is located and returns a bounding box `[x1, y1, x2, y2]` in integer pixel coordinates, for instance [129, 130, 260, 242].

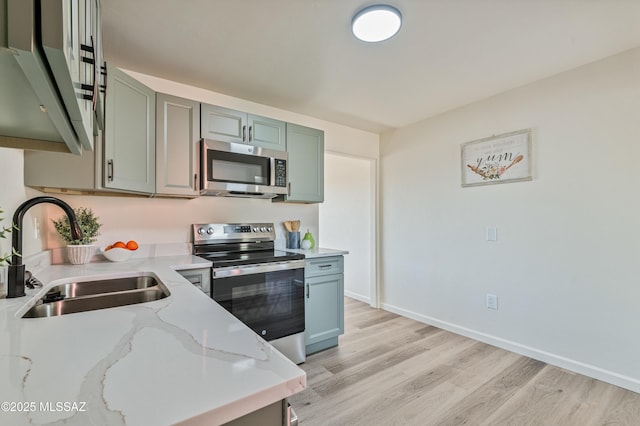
[461, 129, 532, 187]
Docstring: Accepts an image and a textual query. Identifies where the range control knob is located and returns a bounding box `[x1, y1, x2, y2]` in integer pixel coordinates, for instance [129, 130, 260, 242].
[197, 227, 205, 235]
[206, 227, 214, 235]
[260, 227, 267, 232]
[267, 226, 273, 232]
[253, 227, 259, 232]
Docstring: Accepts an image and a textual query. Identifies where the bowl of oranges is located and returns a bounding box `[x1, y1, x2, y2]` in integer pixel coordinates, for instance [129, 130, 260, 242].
[101, 240, 139, 262]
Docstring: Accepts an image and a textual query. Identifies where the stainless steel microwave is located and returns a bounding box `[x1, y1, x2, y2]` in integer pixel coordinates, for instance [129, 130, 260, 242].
[200, 139, 288, 198]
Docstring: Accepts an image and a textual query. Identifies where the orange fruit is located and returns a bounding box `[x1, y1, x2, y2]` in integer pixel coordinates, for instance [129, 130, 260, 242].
[105, 244, 113, 251]
[126, 240, 139, 251]
[112, 241, 126, 249]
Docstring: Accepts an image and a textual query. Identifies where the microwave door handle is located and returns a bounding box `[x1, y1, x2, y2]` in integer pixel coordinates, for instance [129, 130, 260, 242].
[270, 157, 276, 186]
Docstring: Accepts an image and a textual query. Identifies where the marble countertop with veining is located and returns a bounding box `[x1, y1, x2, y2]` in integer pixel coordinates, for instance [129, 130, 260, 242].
[285, 247, 349, 258]
[0, 254, 306, 425]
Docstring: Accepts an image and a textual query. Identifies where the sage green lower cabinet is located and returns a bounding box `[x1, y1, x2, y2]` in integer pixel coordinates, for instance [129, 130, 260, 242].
[156, 93, 200, 197]
[305, 256, 344, 355]
[274, 123, 324, 203]
[223, 399, 288, 426]
[104, 66, 156, 193]
[176, 268, 211, 295]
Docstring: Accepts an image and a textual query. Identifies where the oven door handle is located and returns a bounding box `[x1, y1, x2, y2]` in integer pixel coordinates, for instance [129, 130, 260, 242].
[213, 259, 306, 278]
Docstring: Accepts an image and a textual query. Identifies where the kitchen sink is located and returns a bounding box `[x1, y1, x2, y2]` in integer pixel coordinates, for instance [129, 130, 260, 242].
[22, 274, 170, 318]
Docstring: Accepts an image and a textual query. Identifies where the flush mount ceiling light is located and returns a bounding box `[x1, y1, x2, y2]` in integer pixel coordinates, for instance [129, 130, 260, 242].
[351, 4, 402, 42]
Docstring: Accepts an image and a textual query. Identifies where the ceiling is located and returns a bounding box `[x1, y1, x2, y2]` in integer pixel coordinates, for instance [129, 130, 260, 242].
[101, 0, 640, 134]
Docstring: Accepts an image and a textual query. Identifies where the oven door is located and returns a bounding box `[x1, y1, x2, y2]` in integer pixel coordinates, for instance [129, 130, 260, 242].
[212, 261, 305, 341]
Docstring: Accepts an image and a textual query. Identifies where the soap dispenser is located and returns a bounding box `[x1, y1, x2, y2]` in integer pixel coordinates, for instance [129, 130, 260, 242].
[302, 229, 315, 249]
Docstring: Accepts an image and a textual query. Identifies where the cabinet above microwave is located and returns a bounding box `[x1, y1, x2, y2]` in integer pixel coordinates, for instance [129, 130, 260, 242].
[0, 0, 104, 154]
[201, 104, 286, 152]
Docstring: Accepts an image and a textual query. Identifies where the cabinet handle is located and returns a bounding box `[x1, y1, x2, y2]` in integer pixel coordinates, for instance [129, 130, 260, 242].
[80, 36, 97, 111]
[194, 173, 198, 190]
[248, 125, 253, 142]
[306, 283, 310, 299]
[107, 159, 114, 181]
[318, 264, 332, 269]
[100, 62, 107, 94]
[288, 182, 291, 196]
[242, 125, 246, 142]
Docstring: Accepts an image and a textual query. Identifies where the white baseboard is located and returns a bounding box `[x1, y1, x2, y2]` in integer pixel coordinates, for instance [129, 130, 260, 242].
[344, 290, 370, 305]
[381, 302, 640, 394]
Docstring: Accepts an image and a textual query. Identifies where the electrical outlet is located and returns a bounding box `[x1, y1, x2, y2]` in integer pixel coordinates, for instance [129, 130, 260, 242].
[33, 217, 40, 239]
[486, 293, 498, 310]
[486, 227, 497, 241]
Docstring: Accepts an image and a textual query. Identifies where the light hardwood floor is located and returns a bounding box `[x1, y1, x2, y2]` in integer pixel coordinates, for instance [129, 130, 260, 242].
[289, 297, 640, 425]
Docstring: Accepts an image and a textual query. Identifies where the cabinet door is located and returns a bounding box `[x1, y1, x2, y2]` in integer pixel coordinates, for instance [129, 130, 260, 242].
[40, 0, 93, 152]
[90, 0, 105, 131]
[104, 66, 156, 193]
[201, 104, 247, 144]
[156, 93, 200, 197]
[247, 114, 286, 151]
[283, 123, 324, 203]
[305, 273, 344, 346]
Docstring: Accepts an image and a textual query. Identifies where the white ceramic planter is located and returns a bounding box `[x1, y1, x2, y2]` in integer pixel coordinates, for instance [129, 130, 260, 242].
[66, 244, 95, 265]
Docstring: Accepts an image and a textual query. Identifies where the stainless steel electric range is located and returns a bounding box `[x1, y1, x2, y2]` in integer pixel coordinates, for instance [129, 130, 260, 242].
[192, 223, 306, 364]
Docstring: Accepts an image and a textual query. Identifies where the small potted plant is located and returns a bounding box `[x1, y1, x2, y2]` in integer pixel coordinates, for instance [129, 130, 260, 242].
[52, 207, 102, 265]
[1, 207, 17, 266]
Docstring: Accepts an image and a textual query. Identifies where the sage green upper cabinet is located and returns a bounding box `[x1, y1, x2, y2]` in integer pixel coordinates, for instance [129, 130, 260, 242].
[275, 123, 324, 203]
[104, 66, 156, 193]
[1, 0, 102, 154]
[201, 104, 245, 144]
[156, 93, 200, 197]
[247, 114, 286, 151]
[201, 104, 286, 151]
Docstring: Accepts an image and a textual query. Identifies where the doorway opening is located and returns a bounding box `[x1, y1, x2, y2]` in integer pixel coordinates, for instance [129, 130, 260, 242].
[319, 152, 377, 307]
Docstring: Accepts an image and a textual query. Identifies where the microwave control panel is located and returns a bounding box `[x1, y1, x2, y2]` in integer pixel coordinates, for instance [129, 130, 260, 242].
[274, 159, 287, 187]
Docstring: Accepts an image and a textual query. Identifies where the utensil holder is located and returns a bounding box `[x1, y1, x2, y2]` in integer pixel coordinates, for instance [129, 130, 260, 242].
[287, 232, 300, 249]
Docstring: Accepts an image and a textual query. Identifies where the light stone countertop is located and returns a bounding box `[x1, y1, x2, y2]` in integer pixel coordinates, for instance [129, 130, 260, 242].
[285, 247, 349, 258]
[0, 255, 306, 425]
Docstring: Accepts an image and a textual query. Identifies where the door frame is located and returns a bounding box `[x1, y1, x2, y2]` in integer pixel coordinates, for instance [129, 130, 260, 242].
[323, 150, 379, 308]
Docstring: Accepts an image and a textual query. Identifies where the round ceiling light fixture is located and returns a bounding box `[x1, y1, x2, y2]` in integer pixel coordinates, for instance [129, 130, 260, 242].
[351, 4, 402, 43]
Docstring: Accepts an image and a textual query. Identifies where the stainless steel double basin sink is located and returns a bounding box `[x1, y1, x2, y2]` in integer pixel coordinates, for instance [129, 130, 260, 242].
[22, 273, 170, 318]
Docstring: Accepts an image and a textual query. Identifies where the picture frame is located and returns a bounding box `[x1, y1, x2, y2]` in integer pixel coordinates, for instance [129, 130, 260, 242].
[461, 129, 532, 187]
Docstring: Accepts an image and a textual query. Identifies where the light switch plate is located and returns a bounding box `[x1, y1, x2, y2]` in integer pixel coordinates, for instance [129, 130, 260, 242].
[486, 227, 497, 241]
[486, 293, 498, 310]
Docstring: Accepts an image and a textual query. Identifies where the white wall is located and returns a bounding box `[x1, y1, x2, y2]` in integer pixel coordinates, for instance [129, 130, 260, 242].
[0, 149, 45, 262]
[380, 47, 640, 391]
[320, 153, 375, 303]
[42, 195, 316, 252]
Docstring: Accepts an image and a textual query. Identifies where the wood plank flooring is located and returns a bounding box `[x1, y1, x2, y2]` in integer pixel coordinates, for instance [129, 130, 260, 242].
[289, 297, 640, 425]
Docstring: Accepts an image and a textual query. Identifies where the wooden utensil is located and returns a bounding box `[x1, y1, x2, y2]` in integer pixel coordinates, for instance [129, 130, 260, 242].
[292, 220, 300, 232]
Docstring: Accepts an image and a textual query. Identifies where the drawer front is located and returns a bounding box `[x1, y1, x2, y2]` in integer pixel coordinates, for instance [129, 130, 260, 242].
[305, 256, 343, 277]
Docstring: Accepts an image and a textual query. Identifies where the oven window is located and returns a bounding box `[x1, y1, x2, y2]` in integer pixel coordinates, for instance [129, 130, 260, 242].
[213, 268, 305, 341]
[208, 150, 270, 185]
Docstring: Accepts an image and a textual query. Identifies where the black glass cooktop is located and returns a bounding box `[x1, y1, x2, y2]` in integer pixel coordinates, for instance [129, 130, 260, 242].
[193, 242, 304, 268]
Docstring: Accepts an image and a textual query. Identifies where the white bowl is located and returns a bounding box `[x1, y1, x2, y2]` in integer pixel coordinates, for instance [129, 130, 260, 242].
[101, 246, 134, 262]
